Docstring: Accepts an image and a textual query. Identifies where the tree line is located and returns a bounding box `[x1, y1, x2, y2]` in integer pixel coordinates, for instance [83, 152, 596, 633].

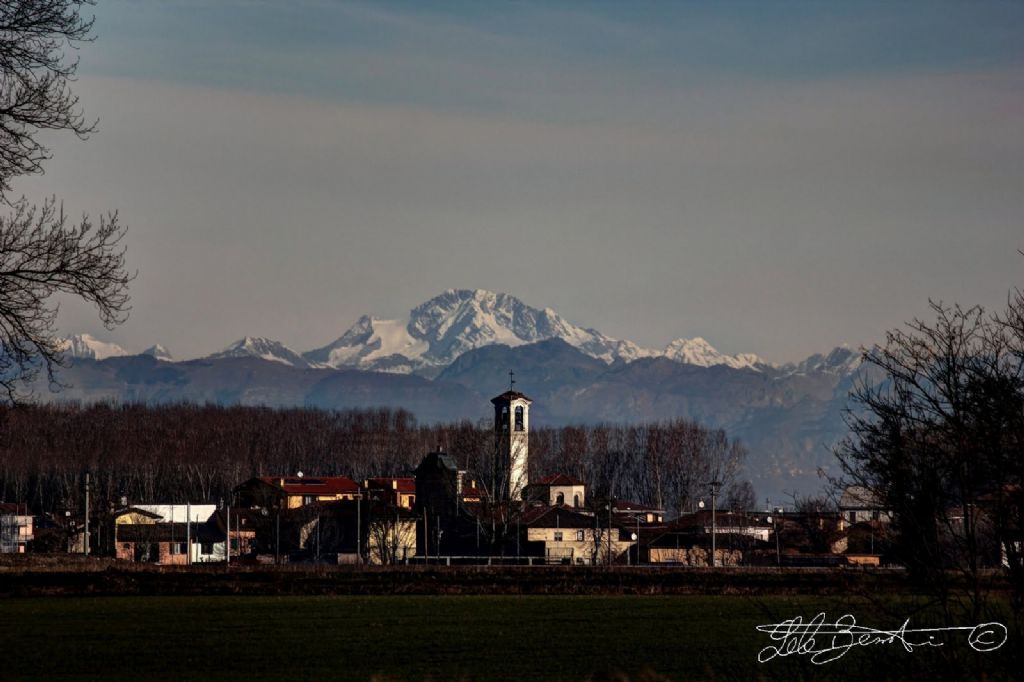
[0, 402, 748, 518]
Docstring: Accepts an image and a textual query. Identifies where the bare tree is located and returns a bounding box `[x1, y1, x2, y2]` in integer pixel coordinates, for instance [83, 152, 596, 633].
[366, 502, 415, 565]
[0, 0, 96, 195]
[0, 0, 131, 402]
[790, 493, 841, 554]
[836, 299, 1024, 631]
[724, 479, 756, 512]
[0, 199, 129, 400]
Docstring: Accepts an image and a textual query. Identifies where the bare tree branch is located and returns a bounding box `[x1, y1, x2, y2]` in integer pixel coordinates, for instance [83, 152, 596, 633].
[0, 1, 130, 403]
[0, 0, 96, 197]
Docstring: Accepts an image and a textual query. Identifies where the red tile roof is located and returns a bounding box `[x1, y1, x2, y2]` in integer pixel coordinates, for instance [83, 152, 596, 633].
[461, 481, 484, 500]
[366, 477, 416, 494]
[671, 510, 772, 528]
[536, 473, 585, 486]
[612, 499, 664, 514]
[259, 476, 360, 496]
[520, 505, 607, 529]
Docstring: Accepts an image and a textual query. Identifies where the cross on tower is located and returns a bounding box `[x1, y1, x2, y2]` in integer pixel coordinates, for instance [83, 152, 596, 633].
[509, 369, 515, 392]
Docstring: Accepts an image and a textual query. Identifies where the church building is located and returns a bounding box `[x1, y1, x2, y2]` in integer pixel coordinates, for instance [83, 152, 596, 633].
[491, 389, 531, 501]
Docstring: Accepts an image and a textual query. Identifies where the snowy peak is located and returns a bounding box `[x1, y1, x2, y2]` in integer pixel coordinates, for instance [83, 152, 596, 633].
[208, 337, 313, 368]
[306, 289, 652, 374]
[303, 316, 428, 372]
[142, 344, 174, 361]
[408, 289, 657, 366]
[58, 334, 128, 361]
[785, 345, 861, 375]
[408, 289, 550, 362]
[662, 337, 763, 370]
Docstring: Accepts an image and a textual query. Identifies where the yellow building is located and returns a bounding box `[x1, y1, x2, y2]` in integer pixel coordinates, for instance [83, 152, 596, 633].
[522, 506, 634, 565]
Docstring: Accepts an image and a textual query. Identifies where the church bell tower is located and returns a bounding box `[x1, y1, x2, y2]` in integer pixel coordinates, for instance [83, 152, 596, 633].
[491, 375, 531, 502]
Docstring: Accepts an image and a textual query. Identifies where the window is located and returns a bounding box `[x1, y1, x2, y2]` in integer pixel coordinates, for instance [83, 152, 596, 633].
[201, 542, 214, 555]
[170, 542, 186, 555]
[514, 405, 524, 431]
[555, 492, 565, 505]
[231, 539, 240, 551]
[553, 531, 563, 542]
[576, 530, 584, 542]
[573, 494, 580, 508]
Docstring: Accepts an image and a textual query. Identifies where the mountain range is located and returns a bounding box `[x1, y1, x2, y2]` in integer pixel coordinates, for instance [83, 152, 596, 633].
[50, 289, 866, 499]
[60, 289, 781, 373]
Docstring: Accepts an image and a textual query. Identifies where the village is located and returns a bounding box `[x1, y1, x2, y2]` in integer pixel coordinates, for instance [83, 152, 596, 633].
[1, 389, 895, 569]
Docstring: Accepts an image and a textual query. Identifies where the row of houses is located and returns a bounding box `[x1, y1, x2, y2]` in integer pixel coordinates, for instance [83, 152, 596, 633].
[1, 477, 891, 567]
[1, 390, 896, 566]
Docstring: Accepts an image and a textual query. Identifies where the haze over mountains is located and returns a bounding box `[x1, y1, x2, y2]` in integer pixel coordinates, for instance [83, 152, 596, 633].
[51, 289, 866, 499]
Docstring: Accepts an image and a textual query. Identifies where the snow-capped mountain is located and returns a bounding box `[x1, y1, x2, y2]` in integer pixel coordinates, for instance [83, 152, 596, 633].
[58, 334, 129, 360]
[304, 289, 657, 374]
[142, 344, 174, 362]
[662, 337, 764, 370]
[782, 345, 862, 376]
[207, 337, 314, 368]
[57, 290, 860, 382]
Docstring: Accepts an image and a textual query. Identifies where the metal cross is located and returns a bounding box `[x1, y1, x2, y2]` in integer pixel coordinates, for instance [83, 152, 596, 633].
[509, 369, 515, 391]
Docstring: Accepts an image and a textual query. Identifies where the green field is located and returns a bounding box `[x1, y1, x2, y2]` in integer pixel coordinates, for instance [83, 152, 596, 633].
[0, 595, 1015, 681]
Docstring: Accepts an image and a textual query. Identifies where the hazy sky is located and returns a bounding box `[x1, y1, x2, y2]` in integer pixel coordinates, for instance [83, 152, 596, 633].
[13, 1, 1024, 363]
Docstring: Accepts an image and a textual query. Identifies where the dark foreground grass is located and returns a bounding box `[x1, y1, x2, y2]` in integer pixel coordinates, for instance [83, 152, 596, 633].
[0, 594, 1016, 681]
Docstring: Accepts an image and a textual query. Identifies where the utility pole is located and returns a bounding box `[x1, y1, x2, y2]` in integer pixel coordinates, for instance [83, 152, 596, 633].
[275, 511, 280, 565]
[607, 499, 613, 567]
[356, 493, 361, 565]
[636, 515, 641, 566]
[709, 481, 720, 568]
[186, 501, 191, 566]
[776, 509, 782, 566]
[83, 472, 90, 556]
[226, 502, 231, 567]
[768, 508, 782, 567]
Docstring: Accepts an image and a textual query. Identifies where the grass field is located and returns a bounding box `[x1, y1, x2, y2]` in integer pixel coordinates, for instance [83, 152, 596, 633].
[1, 594, 1016, 681]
